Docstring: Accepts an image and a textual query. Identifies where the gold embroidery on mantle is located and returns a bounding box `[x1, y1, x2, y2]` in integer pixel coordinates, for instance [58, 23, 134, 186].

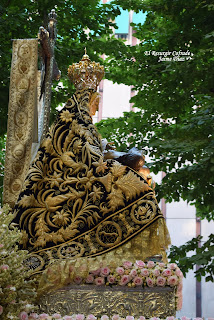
[13, 89, 170, 273]
[3, 39, 38, 207]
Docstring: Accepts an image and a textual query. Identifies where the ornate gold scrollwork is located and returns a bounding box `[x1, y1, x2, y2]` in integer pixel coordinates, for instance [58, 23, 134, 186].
[96, 221, 122, 248]
[131, 199, 156, 225]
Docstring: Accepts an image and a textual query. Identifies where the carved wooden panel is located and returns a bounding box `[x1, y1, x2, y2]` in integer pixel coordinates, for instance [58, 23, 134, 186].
[38, 285, 176, 318]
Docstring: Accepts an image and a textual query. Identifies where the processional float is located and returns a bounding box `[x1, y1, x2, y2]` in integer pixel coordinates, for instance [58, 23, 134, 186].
[3, 10, 181, 318]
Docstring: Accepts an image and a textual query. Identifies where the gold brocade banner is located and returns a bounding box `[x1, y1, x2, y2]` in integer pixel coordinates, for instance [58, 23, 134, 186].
[3, 39, 38, 207]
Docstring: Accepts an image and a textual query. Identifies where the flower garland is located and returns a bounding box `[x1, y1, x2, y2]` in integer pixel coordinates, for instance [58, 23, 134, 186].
[20, 313, 205, 320]
[44, 260, 183, 311]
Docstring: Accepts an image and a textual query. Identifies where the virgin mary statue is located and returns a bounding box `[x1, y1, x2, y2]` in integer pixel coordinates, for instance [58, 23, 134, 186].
[13, 53, 170, 277]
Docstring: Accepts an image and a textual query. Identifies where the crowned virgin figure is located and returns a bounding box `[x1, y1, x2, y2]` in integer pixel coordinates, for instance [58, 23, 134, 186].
[13, 53, 171, 284]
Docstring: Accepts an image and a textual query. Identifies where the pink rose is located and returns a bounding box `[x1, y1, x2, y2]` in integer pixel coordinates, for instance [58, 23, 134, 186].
[135, 260, 145, 269]
[94, 276, 105, 286]
[64, 317, 73, 320]
[167, 275, 178, 286]
[101, 316, 109, 320]
[138, 317, 145, 320]
[1, 264, 9, 270]
[175, 268, 183, 277]
[162, 268, 172, 277]
[86, 315, 97, 320]
[112, 315, 120, 320]
[85, 274, 94, 284]
[141, 268, 149, 277]
[74, 276, 82, 284]
[107, 275, 115, 284]
[0, 305, 3, 315]
[119, 275, 130, 286]
[146, 277, 154, 287]
[100, 267, 110, 277]
[153, 268, 160, 277]
[168, 263, 177, 270]
[166, 317, 175, 320]
[116, 267, 125, 275]
[181, 317, 190, 320]
[130, 269, 137, 278]
[52, 314, 61, 319]
[126, 317, 134, 320]
[0, 244, 4, 248]
[29, 314, 39, 320]
[90, 268, 101, 276]
[147, 261, 155, 268]
[76, 314, 85, 320]
[20, 312, 28, 320]
[133, 276, 143, 286]
[39, 314, 49, 320]
[123, 261, 133, 269]
[158, 262, 165, 268]
[156, 276, 166, 287]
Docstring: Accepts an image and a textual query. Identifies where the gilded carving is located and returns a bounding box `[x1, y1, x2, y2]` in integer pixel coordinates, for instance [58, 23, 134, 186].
[38, 285, 176, 318]
[3, 39, 38, 207]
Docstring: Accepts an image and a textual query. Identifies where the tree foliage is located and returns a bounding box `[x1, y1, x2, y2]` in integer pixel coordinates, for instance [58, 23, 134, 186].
[96, 0, 214, 279]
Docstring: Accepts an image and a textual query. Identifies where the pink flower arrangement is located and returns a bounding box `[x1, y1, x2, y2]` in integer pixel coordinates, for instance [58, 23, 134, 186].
[140, 268, 149, 277]
[107, 275, 116, 284]
[133, 276, 143, 286]
[167, 275, 178, 286]
[28, 313, 39, 320]
[158, 262, 165, 268]
[86, 315, 97, 320]
[94, 277, 105, 286]
[112, 315, 120, 320]
[40, 260, 183, 311]
[74, 276, 82, 284]
[147, 261, 155, 268]
[101, 316, 109, 320]
[39, 314, 49, 320]
[76, 314, 85, 320]
[168, 263, 177, 270]
[153, 268, 160, 277]
[116, 267, 125, 275]
[123, 261, 133, 269]
[100, 267, 110, 277]
[119, 275, 130, 286]
[162, 268, 172, 277]
[156, 276, 166, 287]
[91, 268, 101, 276]
[20, 312, 29, 320]
[135, 260, 145, 269]
[52, 314, 61, 319]
[126, 317, 134, 320]
[85, 275, 94, 284]
[146, 277, 154, 287]
[175, 268, 183, 277]
[129, 269, 137, 278]
[138, 317, 145, 320]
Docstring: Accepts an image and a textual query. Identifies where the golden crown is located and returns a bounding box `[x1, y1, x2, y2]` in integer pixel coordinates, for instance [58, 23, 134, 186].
[68, 50, 104, 91]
